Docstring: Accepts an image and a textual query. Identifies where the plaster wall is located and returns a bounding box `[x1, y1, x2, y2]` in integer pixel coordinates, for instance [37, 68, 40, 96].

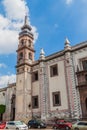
[48, 60, 68, 111]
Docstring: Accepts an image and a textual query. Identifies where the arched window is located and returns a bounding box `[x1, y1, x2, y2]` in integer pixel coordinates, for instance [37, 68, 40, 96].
[85, 98, 87, 110]
[28, 40, 31, 47]
[29, 52, 32, 60]
[11, 94, 16, 104]
[21, 39, 24, 45]
[19, 52, 23, 60]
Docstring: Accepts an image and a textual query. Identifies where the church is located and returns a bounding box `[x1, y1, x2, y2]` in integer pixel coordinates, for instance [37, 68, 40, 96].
[0, 15, 87, 122]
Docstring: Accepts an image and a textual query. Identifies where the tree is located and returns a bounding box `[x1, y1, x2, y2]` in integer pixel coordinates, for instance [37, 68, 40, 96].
[0, 104, 6, 121]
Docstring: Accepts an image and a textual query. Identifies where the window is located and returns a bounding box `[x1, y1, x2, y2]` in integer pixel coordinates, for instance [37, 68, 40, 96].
[85, 98, 87, 110]
[82, 60, 87, 70]
[19, 52, 23, 60]
[21, 39, 24, 45]
[28, 40, 31, 47]
[78, 122, 87, 126]
[7, 122, 15, 125]
[32, 71, 38, 82]
[85, 74, 87, 81]
[52, 92, 61, 106]
[32, 96, 38, 108]
[29, 52, 32, 60]
[50, 64, 58, 77]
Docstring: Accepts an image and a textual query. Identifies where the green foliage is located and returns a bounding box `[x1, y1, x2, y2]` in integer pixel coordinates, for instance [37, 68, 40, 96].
[0, 104, 6, 114]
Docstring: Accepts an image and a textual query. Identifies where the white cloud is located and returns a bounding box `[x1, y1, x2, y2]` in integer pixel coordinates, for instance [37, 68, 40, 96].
[0, 63, 7, 68]
[0, 74, 16, 88]
[31, 26, 39, 44]
[0, 15, 10, 29]
[0, 29, 18, 54]
[0, 0, 38, 54]
[2, 0, 29, 21]
[66, 0, 73, 5]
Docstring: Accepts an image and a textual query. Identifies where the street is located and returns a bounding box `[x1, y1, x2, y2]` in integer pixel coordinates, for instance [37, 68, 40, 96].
[28, 127, 53, 130]
[28, 129, 53, 130]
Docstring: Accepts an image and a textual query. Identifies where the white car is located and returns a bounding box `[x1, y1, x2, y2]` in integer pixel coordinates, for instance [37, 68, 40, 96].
[5, 121, 28, 130]
[72, 121, 87, 130]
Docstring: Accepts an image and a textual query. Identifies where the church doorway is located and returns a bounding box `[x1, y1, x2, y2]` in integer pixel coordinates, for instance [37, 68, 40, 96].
[11, 94, 16, 120]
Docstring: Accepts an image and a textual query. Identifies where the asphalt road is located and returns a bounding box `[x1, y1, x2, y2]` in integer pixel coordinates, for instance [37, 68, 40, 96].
[28, 127, 53, 130]
[28, 129, 53, 130]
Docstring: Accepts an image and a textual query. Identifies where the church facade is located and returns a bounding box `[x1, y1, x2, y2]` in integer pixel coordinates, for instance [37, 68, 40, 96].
[0, 16, 87, 121]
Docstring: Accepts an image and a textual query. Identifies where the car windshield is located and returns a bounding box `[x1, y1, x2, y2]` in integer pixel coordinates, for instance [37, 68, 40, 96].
[37, 120, 41, 123]
[37, 120, 44, 123]
[15, 121, 23, 125]
[78, 122, 87, 126]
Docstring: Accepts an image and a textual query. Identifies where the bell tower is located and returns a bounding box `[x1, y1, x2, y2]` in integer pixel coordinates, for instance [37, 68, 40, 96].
[15, 16, 35, 121]
[17, 15, 35, 65]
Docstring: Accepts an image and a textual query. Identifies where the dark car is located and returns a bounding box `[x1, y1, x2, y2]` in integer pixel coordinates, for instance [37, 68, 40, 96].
[53, 120, 72, 130]
[28, 119, 47, 129]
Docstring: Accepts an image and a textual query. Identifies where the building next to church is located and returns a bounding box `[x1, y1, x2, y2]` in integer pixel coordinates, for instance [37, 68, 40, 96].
[0, 15, 87, 122]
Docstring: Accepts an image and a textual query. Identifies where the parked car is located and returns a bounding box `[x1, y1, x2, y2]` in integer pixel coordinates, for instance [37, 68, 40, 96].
[5, 121, 28, 130]
[53, 119, 72, 130]
[72, 121, 87, 130]
[0, 121, 6, 129]
[28, 119, 47, 129]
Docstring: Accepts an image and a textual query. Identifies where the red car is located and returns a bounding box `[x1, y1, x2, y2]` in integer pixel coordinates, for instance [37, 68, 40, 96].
[53, 119, 72, 130]
[0, 121, 6, 129]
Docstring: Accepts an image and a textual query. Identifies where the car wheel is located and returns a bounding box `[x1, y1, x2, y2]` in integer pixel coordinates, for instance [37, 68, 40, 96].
[65, 126, 71, 130]
[53, 126, 57, 130]
[5, 127, 8, 129]
[74, 128, 79, 130]
[28, 125, 31, 129]
[38, 125, 41, 129]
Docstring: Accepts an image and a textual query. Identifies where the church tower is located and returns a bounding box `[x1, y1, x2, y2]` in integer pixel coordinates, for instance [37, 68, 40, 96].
[15, 16, 35, 121]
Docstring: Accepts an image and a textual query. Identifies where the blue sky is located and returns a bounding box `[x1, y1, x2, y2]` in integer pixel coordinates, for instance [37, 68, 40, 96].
[0, 0, 87, 87]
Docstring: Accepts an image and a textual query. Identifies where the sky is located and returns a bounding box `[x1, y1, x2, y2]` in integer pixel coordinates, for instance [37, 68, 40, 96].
[0, 0, 87, 88]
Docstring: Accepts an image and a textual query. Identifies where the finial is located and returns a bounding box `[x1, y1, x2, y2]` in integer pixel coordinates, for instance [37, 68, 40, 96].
[65, 37, 70, 45]
[40, 48, 45, 55]
[64, 37, 71, 50]
[40, 48, 45, 60]
[24, 15, 28, 25]
[24, 2, 28, 25]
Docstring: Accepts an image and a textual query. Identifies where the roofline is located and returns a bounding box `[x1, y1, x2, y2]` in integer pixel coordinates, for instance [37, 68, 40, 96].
[0, 83, 16, 91]
[32, 41, 87, 66]
[71, 40, 87, 51]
